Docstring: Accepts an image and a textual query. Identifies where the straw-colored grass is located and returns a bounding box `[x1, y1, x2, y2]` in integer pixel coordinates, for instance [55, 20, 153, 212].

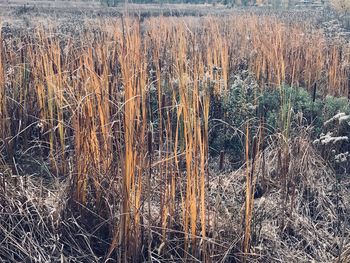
[0, 14, 349, 262]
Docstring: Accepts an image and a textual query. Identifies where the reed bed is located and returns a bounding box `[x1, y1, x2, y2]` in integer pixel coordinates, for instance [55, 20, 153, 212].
[0, 14, 349, 262]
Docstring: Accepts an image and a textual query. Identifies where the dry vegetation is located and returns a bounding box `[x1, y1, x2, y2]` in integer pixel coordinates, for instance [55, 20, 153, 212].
[0, 8, 349, 263]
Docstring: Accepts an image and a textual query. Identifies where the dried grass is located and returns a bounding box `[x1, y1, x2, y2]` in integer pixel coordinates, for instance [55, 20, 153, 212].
[208, 132, 350, 262]
[0, 13, 349, 262]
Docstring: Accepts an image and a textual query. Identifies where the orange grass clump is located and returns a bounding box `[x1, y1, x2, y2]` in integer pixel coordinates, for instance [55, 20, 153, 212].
[0, 14, 349, 261]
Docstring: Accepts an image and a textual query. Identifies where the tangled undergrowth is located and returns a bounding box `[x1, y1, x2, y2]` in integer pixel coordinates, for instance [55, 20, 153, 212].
[1, 130, 349, 262]
[0, 7, 350, 263]
[208, 131, 350, 262]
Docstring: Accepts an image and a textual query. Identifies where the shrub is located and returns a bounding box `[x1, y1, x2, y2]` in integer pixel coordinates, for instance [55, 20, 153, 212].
[209, 71, 259, 166]
[209, 77, 350, 164]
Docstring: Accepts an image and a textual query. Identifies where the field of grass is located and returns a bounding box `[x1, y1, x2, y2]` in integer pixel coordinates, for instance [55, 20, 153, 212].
[0, 2, 350, 262]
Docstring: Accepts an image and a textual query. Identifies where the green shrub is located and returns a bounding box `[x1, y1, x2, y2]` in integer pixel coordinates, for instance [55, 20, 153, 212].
[324, 96, 350, 118]
[209, 76, 350, 164]
[209, 72, 259, 166]
[259, 86, 325, 136]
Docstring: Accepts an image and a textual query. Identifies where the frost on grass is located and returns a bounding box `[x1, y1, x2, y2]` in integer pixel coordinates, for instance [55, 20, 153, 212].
[335, 151, 349, 163]
[313, 132, 348, 145]
[324, 112, 350, 126]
